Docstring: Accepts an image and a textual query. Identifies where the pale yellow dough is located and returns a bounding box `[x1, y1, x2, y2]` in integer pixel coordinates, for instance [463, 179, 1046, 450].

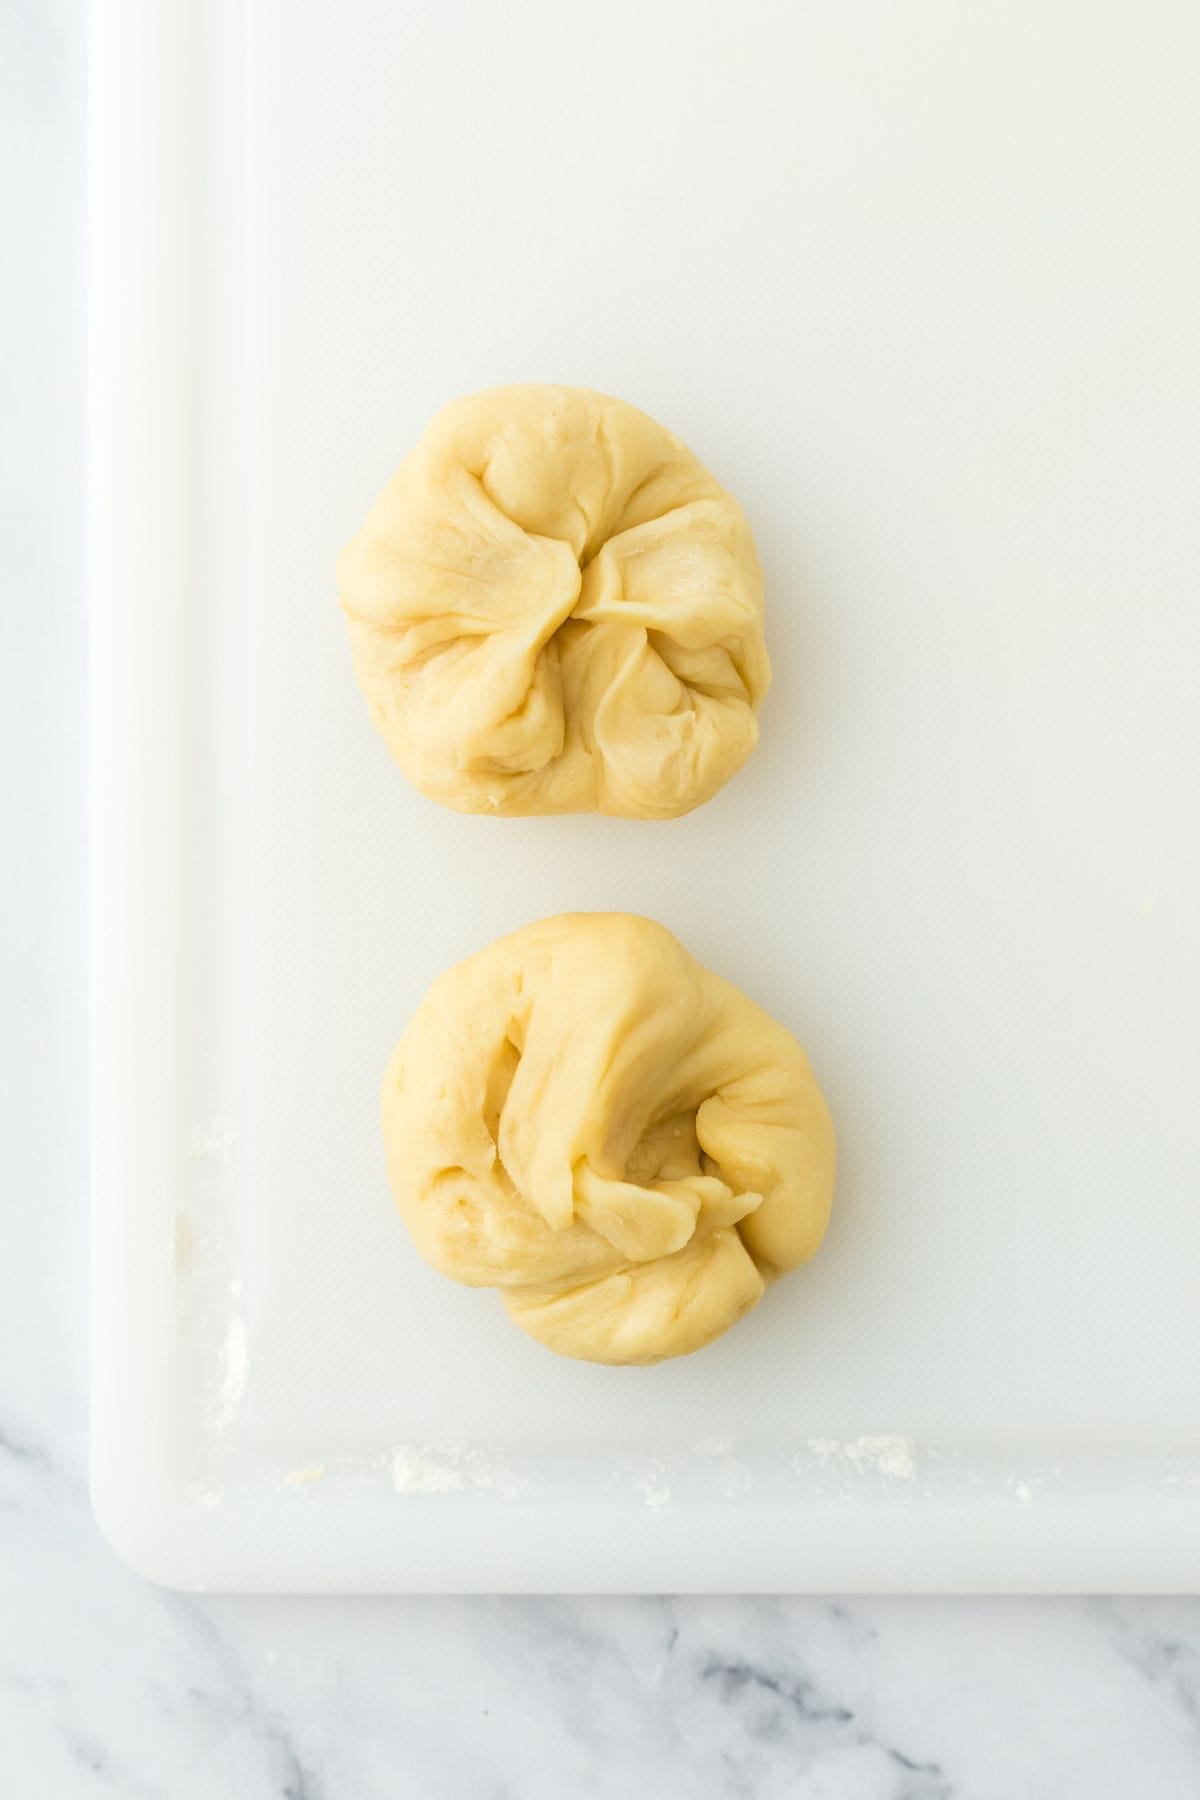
[382, 914, 835, 1365]
[338, 387, 769, 818]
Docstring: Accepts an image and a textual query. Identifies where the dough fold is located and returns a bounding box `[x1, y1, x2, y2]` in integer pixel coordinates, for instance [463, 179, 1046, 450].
[339, 387, 769, 818]
[382, 914, 835, 1365]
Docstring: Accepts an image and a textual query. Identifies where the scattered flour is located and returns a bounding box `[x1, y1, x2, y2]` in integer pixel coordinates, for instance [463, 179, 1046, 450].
[714, 1459, 754, 1498]
[186, 1112, 242, 1169]
[392, 1448, 468, 1495]
[619, 1441, 762, 1508]
[807, 1435, 917, 1481]
[207, 1313, 248, 1435]
[391, 1441, 531, 1501]
[633, 1467, 673, 1510]
[696, 1436, 754, 1497]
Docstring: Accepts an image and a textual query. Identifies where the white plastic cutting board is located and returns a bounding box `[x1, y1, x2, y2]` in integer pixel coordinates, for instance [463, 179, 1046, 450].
[91, 0, 1200, 1591]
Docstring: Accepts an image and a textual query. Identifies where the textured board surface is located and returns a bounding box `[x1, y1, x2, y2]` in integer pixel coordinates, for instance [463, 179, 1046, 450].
[91, 0, 1200, 1590]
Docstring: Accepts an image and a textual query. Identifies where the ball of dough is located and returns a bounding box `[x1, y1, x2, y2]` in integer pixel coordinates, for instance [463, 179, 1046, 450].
[382, 914, 835, 1365]
[338, 387, 769, 818]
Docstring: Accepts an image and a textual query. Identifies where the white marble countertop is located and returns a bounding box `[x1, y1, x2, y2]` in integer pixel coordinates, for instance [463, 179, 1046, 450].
[3, 4, 1200, 1795]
